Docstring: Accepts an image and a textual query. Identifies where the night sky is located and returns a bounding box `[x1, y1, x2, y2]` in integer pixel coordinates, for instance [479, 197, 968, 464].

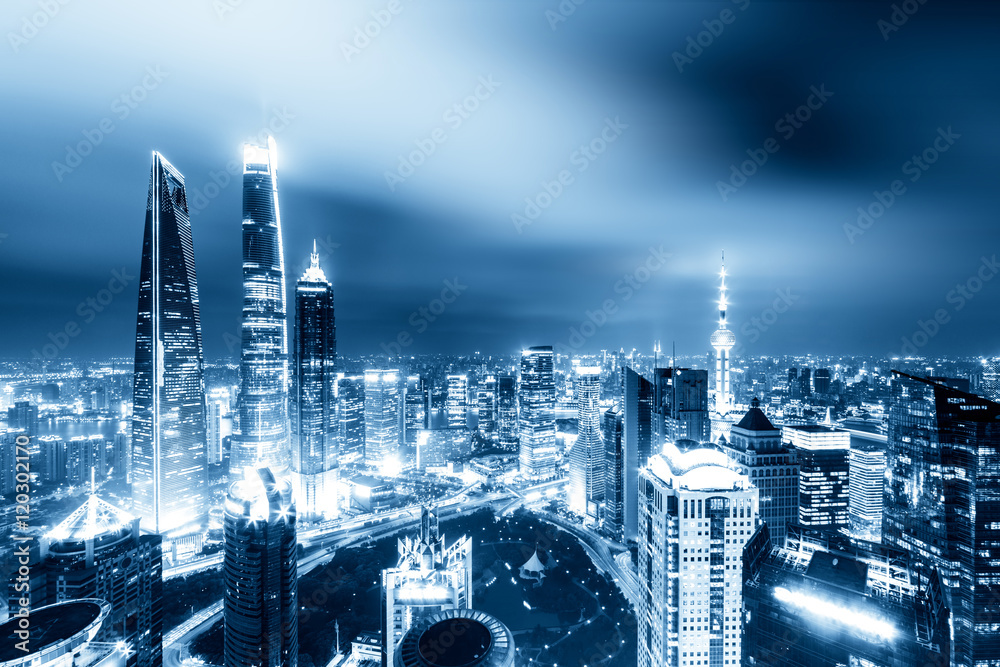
[2, 0, 998, 361]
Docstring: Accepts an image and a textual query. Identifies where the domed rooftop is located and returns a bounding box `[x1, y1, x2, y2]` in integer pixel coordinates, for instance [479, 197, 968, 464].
[734, 397, 778, 432]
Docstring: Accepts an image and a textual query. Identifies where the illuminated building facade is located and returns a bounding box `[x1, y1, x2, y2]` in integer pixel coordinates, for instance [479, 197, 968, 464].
[445, 374, 468, 429]
[981, 356, 1000, 401]
[602, 404, 624, 538]
[223, 468, 298, 667]
[0, 600, 127, 667]
[234, 138, 290, 475]
[338, 374, 365, 465]
[9, 495, 163, 667]
[365, 370, 401, 470]
[652, 367, 710, 446]
[393, 609, 514, 667]
[381, 508, 473, 667]
[569, 366, 603, 519]
[496, 375, 518, 451]
[884, 372, 1000, 667]
[6, 401, 38, 436]
[720, 398, 799, 547]
[404, 375, 428, 445]
[477, 374, 497, 438]
[637, 443, 757, 667]
[848, 439, 885, 542]
[742, 525, 949, 667]
[206, 400, 223, 465]
[131, 152, 209, 536]
[518, 347, 556, 480]
[622, 366, 654, 542]
[784, 424, 850, 530]
[709, 254, 736, 441]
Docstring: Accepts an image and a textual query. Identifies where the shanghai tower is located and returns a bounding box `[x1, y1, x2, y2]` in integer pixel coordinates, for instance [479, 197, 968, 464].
[234, 137, 290, 474]
[131, 152, 209, 535]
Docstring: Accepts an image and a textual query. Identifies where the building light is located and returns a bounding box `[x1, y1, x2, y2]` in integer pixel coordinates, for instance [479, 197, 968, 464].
[773, 586, 897, 641]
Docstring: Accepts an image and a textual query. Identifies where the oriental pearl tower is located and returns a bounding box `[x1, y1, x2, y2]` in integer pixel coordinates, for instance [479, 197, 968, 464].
[710, 252, 737, 442]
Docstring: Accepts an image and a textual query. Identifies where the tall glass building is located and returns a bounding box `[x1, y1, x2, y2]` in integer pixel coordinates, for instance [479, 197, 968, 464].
[337, 374, 365, 465]
[622, 366, 654, 542]
[445, 374, 468, 429]
[477, 374, 497, 438]
[602, 404, 624, 538]
[885, 371, 1000, 667]
[223, 468, 298, 667]
[131, 152, 209, 536]
[364, 370, 401, 470]
[569, 366, 603, 519]
[518, 346, 556, 480]
[290, 244, 338, 519]
[496, 375, 518, 451]
[403, 375, 427, 445]
[784, 424, 850, 531]
[233, 138, 290, 475]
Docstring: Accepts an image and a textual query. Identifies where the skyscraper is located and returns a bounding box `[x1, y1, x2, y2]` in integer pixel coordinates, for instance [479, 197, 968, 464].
[445, 374, 468, 429]
[223, 468, 298, 667]
[404, 375, 428, 446]
[602, 404, 624, 538]
[6, 401, 38, 435]
[338, 374, 365, 465]
[621, 366, 654, 542]
[381, 508, 473, 667]
[365, 370, 401, 470]
[11, 494, 163, 667]
[720, 398, 799, 547]
[206, 400, 223, 465]
[496, 375, 518, 451]
[981, 356, 1000, 401]
[131, 152, 209, 535]
[290, 243, 338, 519]
[637, 444, 758, 667]
[814, 368, 831, 394]
[652, 367, 710, 446]
[709, 254, 736, 424]
[477, 374, 497, 438]
[885, 372, 1000, 667]
[784, 424, 850, 530]
[848, 438, 885, 542]
[518, 346, 556, 480]
[233, 138, 290, 475]
[569, 366, 603, 519]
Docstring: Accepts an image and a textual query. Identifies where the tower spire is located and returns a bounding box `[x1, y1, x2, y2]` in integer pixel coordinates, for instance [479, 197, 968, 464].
[718, 249, 728, 329]
[310, 239, 319, 269]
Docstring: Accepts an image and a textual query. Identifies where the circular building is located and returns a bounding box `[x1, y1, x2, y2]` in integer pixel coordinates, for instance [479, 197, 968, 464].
[0, 600, 124, 667]
[394, 609, 514, 667]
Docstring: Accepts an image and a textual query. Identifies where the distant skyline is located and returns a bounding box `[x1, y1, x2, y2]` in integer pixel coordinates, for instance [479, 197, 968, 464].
[2, 1, 998, 360]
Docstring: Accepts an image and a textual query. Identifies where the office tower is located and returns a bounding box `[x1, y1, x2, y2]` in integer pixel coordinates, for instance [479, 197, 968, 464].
[66, 436, 103, 485]
[496, 375, 518, 451]
[787, 367, 797, 386]
[6, 400, 38, 435]
[223, 468, 298, 667]
[0, 600, 129, 667]
[622, 366, 654, 542]
[848, 439, 885, 542]
[569, 367, 603, 519]
[404, 375, 428, 445]
[338, 374, 365, 465]
[742, 525, 949, 667]
[799, 367, 812, 396]
[206, 400, 223, 465]
[652, 367, 710, 446]
[709, 254, 736, 416]
[637, 443, 758, 667]
[365, 370, 401, 470]
[289, 244, 338, 520]
[784, 424, 850, 530]
[602, 404, 624, 537]
[131, 152, 209, 536]
[445, 374, 468, 429]
[885, 372, 1000, 667]
[381, 508, 473, 667]
[0, 434, 16, 496]
[111, 430, 129, 479]
[477, 375, 497, 438]
[11, 495, 163, 667]
[518, 347, 556, 480]
[393, 609, 514, 667]
[37, 435, 66, 484]
[720, 398, 799, 547]
[981, 356, 1000, 401]
[234, 138, 290, 475]
[814, 368, 832, 394]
